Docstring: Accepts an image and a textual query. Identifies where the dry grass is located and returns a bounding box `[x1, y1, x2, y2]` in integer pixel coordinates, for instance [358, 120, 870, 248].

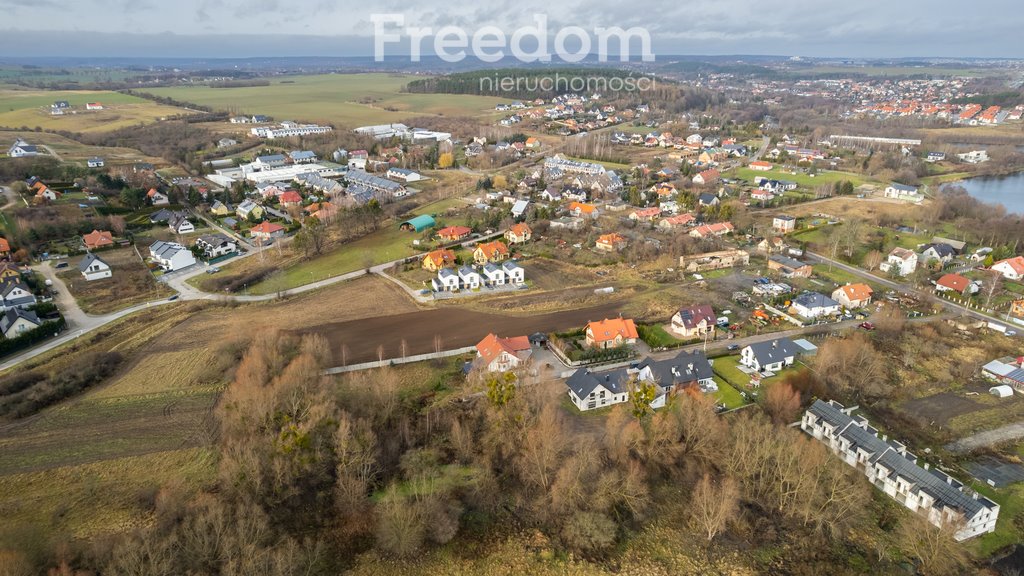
[58, 248, 174, 314]
[779, 196, 923, 224]
[0, 129, 164, 166]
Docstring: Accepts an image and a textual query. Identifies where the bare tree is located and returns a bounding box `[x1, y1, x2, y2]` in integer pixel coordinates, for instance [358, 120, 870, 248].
[762, 382, 801, 425]
[864, 249, 883, 271]
[689, 473, 739, 542]
[896, 515, 970, 576]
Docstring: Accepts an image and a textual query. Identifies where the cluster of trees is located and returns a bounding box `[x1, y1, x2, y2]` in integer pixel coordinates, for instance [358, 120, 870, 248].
[0, 350, 119, 419]
[5, 329, 982, 574]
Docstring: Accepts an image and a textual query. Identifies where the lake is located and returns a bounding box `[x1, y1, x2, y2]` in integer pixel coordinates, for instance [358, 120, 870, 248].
[943, 171, 1024, 214]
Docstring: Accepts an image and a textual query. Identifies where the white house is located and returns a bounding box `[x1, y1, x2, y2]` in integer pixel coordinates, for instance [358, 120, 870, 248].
[149, 241, 197, 272]
[8, 139, 39, 158]
[991, 256, 1024, 281]
[958, 150, 989, 164]
[0, 279, 36, 311]
[502, 261, 525, 285]
[565, 368, 631, 411]
[386, 167, 424, 182]
[78, 253, 112, 281]
[883, 183, 923, 202]
[432, 268, 461, 292]
[195, 234, 237, 259]
[670, 304, 716, 339]
[458, 266, 481, 290]
[0, 307, 41, 339]
[792, 292, 841, 319]
[773, 215, 796, 233]
[880, 247, 918, 276]
[920, 243, 957, 265]
[802, 400, 999, 541]
[481, 263, 506, 286]
[87, 157, 105, 168]
[169, 214, 195, 235]
[740, 338, 797, 373]
[254, 154, 287, 170]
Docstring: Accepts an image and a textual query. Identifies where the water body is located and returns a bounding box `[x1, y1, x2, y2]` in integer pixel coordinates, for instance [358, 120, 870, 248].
[944, 171, 1024, 214]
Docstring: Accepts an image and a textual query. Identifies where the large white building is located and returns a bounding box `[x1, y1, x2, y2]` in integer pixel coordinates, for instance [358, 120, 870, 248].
[251, 121, 333, 139]
[802, 400, 999, 541]
[149, 241, 197, 272]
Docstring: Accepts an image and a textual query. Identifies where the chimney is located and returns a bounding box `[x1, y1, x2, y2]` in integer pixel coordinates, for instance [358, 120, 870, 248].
[687, 363, 694, 371]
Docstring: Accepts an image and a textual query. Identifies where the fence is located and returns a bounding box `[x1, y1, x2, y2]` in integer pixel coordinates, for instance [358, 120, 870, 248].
[324, 346, 476, 375]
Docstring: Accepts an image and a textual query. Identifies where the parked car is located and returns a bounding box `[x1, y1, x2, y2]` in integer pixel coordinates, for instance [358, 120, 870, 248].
[55, 262, 69, 269]
[206, 267, 221, 274]
[727, 344, 740, 351]
[168, 294, 179, 301]
[859, 322, 875, 331]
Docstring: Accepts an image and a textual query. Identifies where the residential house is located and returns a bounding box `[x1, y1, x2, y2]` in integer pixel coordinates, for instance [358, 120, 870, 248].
[210, 200, 232, 216]
[502, 260, 525, 285]
[659, 213, 697, 230]
[437, 226, 473, 242]
[802, 400, 999, 541]
[635, 349, 716, 393]
[550, 216, 584, 230]
[920, 243, 957, 265]
[585, 318, 638, 349]
[278, 190, 303, 208]
[0, 278, 35, 311]
[475, 333, 533, 372]
[884, 183, 923, 203]
[568, 201, 599, 219]
[740, 338, 797, 373]
[670, 304, 716, 339]
[254, 154, 287, 170]
[992, 256, 1024, 281]
[0, 237, 10, 259]
[474, 241, 510, 264]
[511, 199, 530, 219]
[0, 263, 19, 280]
[217, 138, 238, 148]
[79, 253, 111, 281]
[505, 223, 532, 244]
[169, 214, 195, 235]
[771, 216, 796, 235]
[147, 188, 169, 206]
[82, 230, 114, 250]
[595, 233, 627, 252]
[693, 169, 720, 186]
[697, 193, 720, 207]
[768, 254, 812, 278]
[958, 150, 989, 164]
[250, 221, 286, 241]
[481, 263, 506, 286]
[432, 268, 461, 292]
[87, 157, 105, 168]
[749, 160, 773, 171]
[195, 234, 238, 259]
[689, 222, 734, 239]
[148, 241, 196, 271]
[792, 292, 841, 319]
[386, 167, 424, 183]
[629, 207, 661, 222]
[565, 368, 632, 411]
[680, 249, 750, 273]
[832, 283, 874, 309]
[881, 247, 918, 276]
[936, 273, 977, 295]
[1, 307, 41, 338]
[85, 102, 103, 110]
[422, 249, 457, 272]
[757, 237, 787, 253]
[458, 266, 482, 290]
[8, 139, 38, 158]
[236, 200, 264, 221]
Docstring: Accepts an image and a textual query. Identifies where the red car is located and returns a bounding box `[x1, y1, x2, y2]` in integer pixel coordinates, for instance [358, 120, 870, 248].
[859, 322, 875, 331]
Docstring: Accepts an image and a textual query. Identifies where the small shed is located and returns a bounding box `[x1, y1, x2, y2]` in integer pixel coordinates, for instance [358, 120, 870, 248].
[990, 385, 1014, 398]
[400, 215, 436, 232]
[792, 338, 818, 357]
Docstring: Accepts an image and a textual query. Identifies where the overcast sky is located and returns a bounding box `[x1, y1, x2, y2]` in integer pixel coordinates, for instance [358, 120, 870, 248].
[1, 0, 1022, 59]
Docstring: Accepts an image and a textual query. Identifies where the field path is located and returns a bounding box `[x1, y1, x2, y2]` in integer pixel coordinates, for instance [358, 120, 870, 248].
[947, 421, 1024, 453]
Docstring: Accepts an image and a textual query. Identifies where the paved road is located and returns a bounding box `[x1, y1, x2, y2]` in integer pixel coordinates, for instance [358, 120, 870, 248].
[947, 422, 1024, 454]
[804, 251, 1017, 331]
[751, 135, 771, 161]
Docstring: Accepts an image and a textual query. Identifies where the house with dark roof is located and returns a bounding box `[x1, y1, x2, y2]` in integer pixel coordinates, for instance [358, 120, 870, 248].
[768, 254, 812, 278]
[802, 399, 999, 541]
[635, 349, 716, 393]
[565, 367, 632, 411]
[740, 338, 797, 373]
[669, 304, 716, 339]
[792, 292, 841, 319]
[0, 307, 41, 338]
[920, 243, 957, 264]
[79, 253, 111, 281]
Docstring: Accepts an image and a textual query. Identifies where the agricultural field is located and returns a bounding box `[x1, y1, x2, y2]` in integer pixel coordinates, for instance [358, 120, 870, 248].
[0, 130, 163, 167]
[0, 88, 188, 133]
[57, 248, 174, 314]
[141, 74, 512, 129]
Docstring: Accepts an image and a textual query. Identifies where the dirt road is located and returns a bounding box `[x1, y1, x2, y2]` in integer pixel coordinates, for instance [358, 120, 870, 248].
[947, 421, 1024, 454]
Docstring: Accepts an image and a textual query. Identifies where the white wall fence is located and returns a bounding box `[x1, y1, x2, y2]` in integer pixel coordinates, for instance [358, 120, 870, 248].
[325, 346, 476, 375]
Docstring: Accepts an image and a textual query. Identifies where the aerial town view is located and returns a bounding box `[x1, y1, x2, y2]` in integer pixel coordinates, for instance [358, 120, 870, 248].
[2, 1, 1024, 574]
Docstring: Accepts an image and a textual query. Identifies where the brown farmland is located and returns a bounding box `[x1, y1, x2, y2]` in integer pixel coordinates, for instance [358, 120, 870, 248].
[307, 303, 624, 366]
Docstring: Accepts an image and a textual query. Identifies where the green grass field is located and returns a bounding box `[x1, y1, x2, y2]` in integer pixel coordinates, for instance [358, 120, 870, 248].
[730, 166, 872, 190]
[711, 355, 753, 389]
[713, 376, 747, 410]
[0, 89, 187, 133]
[141, 74, 512, 128]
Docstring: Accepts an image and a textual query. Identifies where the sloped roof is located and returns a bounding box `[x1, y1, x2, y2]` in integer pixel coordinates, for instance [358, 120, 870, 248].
[586, 318, 638, 344]
[675, 304, 716, 330]
[476, 333, 531, 366]
[746, 338, 797, 366]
